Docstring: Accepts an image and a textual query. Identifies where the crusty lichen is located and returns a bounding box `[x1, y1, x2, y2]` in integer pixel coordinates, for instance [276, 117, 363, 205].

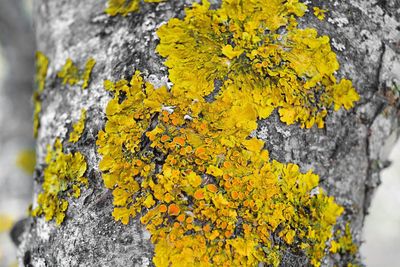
[32, 139, 88, 225]
[105, 0, 165, 16]
[33, 51, 49, 138]
[57, 57, 96, 88]
[69, 109, 87, 143]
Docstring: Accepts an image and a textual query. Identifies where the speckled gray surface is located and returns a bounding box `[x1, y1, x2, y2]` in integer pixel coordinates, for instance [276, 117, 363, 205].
[17, 0, 400, 266]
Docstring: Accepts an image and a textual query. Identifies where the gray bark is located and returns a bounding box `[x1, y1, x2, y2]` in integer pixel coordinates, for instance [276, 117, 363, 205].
[18, 0, 400, 266]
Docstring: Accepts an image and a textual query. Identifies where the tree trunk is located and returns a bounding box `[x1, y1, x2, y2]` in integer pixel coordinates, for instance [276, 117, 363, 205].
[18, 0, 399, 266]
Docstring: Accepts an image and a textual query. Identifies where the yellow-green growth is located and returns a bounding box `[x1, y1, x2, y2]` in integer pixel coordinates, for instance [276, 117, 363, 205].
[313, 7, 327, 21]
[57, 58, 80, 86]
[330, 223, 358, 255]
[105, 0, 165, 16]
[32, 139, 88, 225]
[156, 0, 359, 129]
[82, 58, 96, 89]
[97, 71, 345, 266]
[98, 0, 359, 265]
[33, 92, 41, 138]
[33, 52, 49, 138]
[57, 58, 96, 88]
[35, 52, 48, 93]
[69, 109, 87, 143]
[16, 149, 36, 175]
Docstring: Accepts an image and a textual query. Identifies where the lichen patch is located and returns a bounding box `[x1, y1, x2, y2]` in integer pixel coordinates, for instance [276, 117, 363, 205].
[32, 139, 88, 225]
[95, 0, 360, 266]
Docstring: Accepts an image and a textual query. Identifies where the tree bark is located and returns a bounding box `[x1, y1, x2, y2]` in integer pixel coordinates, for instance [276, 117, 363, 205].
[18, 0, 399, 266]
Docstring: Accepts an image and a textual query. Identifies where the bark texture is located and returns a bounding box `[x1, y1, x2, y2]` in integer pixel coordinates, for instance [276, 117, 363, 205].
[18, 0, 399, 266]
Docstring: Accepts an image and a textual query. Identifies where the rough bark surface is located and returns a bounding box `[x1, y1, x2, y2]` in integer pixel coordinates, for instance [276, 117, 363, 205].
[18, 0, 400, 266]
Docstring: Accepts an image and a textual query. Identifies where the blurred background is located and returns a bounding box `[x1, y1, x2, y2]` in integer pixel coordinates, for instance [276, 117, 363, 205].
[0, 0, 35, 266]
[361, 144, 400, 266]
[0, 1, 399, 267]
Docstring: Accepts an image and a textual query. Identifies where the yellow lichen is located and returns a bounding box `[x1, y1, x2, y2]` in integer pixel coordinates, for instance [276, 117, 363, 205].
[97, 71, 345, 266]
[105, 0, 165, 16]
[97, 0, 359, 265]
[82, 58, 96, 89]
[313, 7, 327, 21]
[32, 139, 88, 225]
[57, 59, 80, 86]
[35, 52, 48, 93]
[33, 52, 49, 138]
[156, 0, 359, 129]
[33, 92, 42, 138]
[57, 57, 96, 88]
[330, 223, 358, 255]
[69, 109, 87, 143]
[16, 149, 36, 175]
